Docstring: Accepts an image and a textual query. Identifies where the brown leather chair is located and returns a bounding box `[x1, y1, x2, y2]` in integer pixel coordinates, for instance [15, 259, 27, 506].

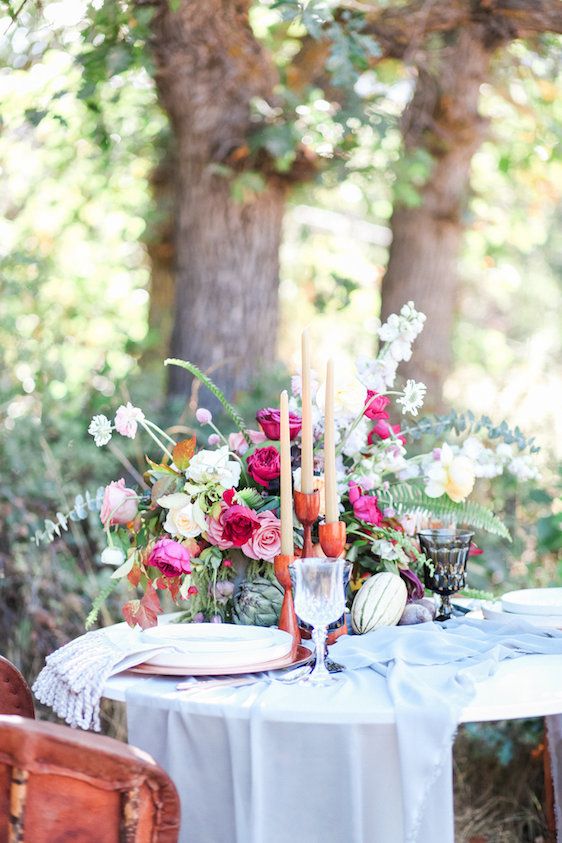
[0, 715, 180, 843]
[0, 657, 34, 719]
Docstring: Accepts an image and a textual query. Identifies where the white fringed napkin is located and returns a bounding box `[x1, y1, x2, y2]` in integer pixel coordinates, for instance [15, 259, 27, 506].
[33, 626, 170, 731]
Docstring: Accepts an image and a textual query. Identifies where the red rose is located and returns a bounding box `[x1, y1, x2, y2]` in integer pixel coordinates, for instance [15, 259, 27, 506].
[222, 505, 260, 547]
[246, 445, 281, 488]
[256, 407, 302, 441]
[364, 391, 390, 421]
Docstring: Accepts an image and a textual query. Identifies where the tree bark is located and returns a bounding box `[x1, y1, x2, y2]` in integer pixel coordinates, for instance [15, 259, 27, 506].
[143, 150, 176, 366]
[381, 26, 493, 406]
[150, 0, 288, 403]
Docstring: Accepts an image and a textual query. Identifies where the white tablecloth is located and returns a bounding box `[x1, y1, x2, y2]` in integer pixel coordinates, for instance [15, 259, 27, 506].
[103, 649, 562, 843]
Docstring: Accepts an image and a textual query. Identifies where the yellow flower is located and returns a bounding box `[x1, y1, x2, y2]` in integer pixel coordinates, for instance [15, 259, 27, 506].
[425, 443, 475, 503]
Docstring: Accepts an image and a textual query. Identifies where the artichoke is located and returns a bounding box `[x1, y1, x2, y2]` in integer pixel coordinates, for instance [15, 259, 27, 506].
[232, 577, 284, 627]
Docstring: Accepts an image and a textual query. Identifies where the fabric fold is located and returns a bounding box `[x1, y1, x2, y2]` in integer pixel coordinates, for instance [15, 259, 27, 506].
[334, 617, 562, 842]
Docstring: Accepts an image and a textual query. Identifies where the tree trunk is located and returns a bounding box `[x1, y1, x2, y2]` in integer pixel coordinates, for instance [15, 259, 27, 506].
[381, 26, 492, 407]
[143, 150, 176, 366]
[150, 0, 287, 404]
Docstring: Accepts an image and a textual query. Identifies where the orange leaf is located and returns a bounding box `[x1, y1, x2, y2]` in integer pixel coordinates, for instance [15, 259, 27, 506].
[127, 565, 141, 587]
[122, 582, 162, 630]
[172, 437, 196, 470]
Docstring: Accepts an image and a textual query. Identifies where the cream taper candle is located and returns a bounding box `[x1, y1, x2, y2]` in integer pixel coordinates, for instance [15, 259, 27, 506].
[301, 329, 313, 494]
[324, 358, 338, 523]
[279, 390, 294, 555]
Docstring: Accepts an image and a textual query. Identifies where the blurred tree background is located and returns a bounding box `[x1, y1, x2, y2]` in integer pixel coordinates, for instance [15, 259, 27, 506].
[0, 1, 561, 835]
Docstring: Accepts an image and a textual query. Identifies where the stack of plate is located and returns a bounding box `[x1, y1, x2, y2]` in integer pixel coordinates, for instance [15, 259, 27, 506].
[480, 588, 562, 629]
[134, 623, 307, 676]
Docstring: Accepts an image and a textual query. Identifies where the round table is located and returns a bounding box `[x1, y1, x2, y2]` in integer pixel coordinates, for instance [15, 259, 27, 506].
[104, 651, 562, 843]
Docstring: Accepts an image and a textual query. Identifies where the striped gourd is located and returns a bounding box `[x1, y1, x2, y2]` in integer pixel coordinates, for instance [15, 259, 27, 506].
[351, 572, 408, 634]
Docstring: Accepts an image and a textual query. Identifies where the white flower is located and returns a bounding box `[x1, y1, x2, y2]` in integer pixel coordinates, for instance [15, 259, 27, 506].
[388, 337, 413, 363]
[100, 547, 125, 566]
[186, 446, 241, 489]
[397, 380, 427, 416]
[341, 417, 370, 458]
[424, 442, 476, 503]
[508, 456, 539, 482]
[158, 493, 207, 538]
[371, 539, 408, 564]
[88, 414, 113, 447]
[356, 355, 398, 391]
[378, 313, 402, 343]
[114, 402, 145, 439]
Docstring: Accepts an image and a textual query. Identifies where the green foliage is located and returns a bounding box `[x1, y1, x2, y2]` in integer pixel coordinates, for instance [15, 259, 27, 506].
[377, 483, 511, 540]
[403, 412, 539, 454]
[165, 358, 251, 443]
[85, 574, 121, 630]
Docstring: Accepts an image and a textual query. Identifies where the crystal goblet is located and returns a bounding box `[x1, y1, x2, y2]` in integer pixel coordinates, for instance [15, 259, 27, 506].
[290, 558, 351, 685]
[418, 529, 474, 620]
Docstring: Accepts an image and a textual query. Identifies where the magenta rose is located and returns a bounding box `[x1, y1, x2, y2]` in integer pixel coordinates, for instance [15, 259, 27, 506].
[247, 445, 281, 488]
[364, 391, 390, 421]
[348, 482, 383, 526]
[256, 408, 302, 441]
[147, 538, 191, 578]
[100, 479, 138, 527]
[222, 505, 260, 547]
[242, 510, 282, 561]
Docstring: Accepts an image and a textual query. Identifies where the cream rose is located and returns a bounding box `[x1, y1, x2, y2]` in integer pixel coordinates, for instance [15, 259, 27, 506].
[158, 493, 207, 538]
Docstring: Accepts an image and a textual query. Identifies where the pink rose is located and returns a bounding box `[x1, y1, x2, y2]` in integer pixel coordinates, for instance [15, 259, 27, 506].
[100, 479, 138, 527]
[228, 429, 266, 456]
[206, 502, 235, 550]
[368, 420, 406, 445]
[242, 510, 282, 561]
[256, 407, 302, 441]
[247, 445, 281, 488]
[147, 538, 191, 578]
[222, 505, 260, 547]
[364, 391, 390, 422]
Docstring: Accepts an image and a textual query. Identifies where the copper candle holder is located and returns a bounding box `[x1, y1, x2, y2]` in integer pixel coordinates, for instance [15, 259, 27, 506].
[318, 521, 346, 559]
[293, 490, 320, 558]
[318, 521, 348, 643]
[273, 553, 300, 652]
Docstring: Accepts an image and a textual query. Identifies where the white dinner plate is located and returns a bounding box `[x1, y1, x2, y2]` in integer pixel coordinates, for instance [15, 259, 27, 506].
[501, 588, 562, 617]
[467, 602, 562, 630]
[140, 623, 293, 669]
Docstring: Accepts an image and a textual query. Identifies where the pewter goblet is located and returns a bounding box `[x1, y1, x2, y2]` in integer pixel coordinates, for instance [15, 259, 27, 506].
[418, 529, 474, 621]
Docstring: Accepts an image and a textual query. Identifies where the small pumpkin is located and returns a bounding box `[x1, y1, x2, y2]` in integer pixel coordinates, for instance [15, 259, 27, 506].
[351, 572, 408, 634]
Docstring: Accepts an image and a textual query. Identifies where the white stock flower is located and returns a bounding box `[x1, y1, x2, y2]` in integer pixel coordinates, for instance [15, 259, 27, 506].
[388, 337, 413, 363]
[186, 446, 241, 489]
[397, 380, 427, 416]
[356, 355, 397, 391]
[88, 414, 113, 447]
[158, 493, 207, 538]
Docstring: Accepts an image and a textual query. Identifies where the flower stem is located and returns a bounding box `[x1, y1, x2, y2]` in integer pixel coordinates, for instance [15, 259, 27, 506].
[140, 421, 175, 462]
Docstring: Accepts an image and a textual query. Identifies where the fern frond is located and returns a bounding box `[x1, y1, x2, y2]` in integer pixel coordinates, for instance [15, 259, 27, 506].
[85, 577, 120, 630]
[378, 483, 511, 540]
[165, 358, 250, 444]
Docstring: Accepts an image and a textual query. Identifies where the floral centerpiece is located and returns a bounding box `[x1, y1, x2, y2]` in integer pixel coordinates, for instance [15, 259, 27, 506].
[37, 302, 539, 629]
